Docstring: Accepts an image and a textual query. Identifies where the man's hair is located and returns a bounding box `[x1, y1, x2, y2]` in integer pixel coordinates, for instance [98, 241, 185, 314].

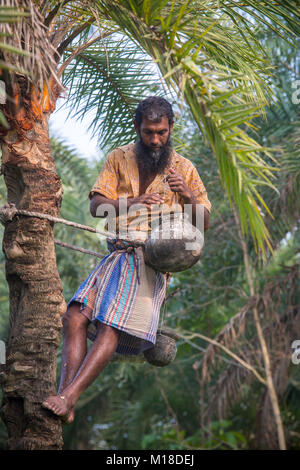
[134, 96, 174, 128]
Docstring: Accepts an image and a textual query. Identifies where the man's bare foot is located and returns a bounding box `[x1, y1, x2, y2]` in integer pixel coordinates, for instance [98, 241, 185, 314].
[42, 395, 75, 424]
[61, 408, 75, 425]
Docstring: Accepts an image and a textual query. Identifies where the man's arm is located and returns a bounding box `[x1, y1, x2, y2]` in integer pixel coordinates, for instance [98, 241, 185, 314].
[166, 168, 210, 231]
[90, 193, 165, 218]
[90, 194, 118, 218]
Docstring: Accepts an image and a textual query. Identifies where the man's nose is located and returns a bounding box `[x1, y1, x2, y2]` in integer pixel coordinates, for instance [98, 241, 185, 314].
[151, 134, 160, 146]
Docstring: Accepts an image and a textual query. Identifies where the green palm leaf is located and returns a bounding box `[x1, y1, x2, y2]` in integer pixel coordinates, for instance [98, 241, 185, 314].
[92, 0, 300, 252]
[61, 34, 164, 151]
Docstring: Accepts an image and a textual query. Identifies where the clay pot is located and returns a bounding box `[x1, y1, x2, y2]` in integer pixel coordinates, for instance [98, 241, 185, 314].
[144, 333, 177, 367]
[144, 212, 204, 273]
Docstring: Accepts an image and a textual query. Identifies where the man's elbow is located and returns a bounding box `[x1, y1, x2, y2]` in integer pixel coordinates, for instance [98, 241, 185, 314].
[90, 195, 105, 218]
[90, 194, 113, 218]
[90, 198, 97, 217]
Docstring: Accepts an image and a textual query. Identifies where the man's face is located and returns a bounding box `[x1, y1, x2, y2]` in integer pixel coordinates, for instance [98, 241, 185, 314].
[134, 115, 174, 174]
[135, 115, 173, 150]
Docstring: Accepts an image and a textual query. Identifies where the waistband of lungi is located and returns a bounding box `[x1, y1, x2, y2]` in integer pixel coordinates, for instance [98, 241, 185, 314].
[106, 238, 141, 283]
[106, 237, 138, 252]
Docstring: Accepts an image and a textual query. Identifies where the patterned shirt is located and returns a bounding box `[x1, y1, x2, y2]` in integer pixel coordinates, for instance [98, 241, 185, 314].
[89, 143, 211, 240]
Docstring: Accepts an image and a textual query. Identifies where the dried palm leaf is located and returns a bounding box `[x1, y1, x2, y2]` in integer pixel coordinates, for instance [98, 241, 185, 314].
[203, 265, 300, 433]
[0, 0, 62, 93]
[201, 297, 256, 382]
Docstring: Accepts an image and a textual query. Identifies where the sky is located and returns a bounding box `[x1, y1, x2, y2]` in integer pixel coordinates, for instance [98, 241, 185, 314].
[49, 97, 103, 162]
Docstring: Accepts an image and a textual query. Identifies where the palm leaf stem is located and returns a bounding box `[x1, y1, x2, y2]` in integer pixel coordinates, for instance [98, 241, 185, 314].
[58, 28, 120, 77]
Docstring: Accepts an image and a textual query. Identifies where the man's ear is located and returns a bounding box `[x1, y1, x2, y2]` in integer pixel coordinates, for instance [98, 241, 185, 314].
[133, 120, 139, 134]
[170, 121, 174, 133]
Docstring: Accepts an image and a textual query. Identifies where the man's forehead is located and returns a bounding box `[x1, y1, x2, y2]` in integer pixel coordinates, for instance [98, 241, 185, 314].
[140, 115, 169, 129]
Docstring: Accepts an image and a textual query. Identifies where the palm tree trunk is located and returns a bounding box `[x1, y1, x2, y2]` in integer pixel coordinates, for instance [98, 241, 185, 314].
[0, 94, 65, 449]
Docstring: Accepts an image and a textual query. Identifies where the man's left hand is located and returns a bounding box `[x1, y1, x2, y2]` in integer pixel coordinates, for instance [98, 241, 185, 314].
[166, 168, 192, 200]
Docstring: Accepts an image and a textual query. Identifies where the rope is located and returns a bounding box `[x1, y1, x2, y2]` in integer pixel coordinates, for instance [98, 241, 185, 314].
[54, 239, 106, 259]
[0, 203, 145, 247]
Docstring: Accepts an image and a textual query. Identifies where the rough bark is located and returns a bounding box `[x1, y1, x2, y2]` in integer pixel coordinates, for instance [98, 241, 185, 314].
[0, 89, 65, 449]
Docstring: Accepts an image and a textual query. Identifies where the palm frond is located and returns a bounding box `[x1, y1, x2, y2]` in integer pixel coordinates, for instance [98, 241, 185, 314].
[50, 137, 94, 192]
[61, 33, 165, 151]
[0, 0, 62, 92]
[202, 262, 300, 425]
[219, 1, 300, 40]
[203, 360, 253, 423]
[93, 0, 289, 252]
[0, 4, 31, 127]
[200, 297, 256, 383]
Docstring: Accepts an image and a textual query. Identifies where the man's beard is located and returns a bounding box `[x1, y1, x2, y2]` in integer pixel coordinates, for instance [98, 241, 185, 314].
[134, 135, 173, 175]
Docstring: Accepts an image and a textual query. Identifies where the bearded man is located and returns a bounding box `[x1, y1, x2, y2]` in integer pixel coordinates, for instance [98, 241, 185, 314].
[42, 96, 211, 424]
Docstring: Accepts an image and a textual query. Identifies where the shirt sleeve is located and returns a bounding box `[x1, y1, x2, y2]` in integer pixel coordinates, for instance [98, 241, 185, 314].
[89, 150, 119, 200]
[186, 165, 212, 213]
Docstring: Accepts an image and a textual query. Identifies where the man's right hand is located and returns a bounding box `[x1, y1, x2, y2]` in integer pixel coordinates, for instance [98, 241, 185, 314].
[128, 193, 165, 210]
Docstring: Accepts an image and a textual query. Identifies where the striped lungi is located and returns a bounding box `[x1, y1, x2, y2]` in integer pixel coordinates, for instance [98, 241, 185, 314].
[67, 238, 167, 355]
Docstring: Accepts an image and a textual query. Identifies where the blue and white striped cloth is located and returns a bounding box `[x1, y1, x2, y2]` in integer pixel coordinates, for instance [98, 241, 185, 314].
[68, 239, 166, 355]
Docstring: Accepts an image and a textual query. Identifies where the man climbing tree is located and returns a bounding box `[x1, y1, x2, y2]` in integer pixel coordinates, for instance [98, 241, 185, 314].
[1, 0, 298, 450]
[42, 96, 211, 424]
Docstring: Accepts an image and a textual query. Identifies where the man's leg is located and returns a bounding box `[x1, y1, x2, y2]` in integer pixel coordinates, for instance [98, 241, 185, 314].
[48, 302, 90, 423]
[57, 302, 90, 394]
[42, 321, 120, 420]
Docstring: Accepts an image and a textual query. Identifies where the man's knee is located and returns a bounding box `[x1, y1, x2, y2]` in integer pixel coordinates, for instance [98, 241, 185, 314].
[96, 323, 120, 345]
[62, 303, 89, 330]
